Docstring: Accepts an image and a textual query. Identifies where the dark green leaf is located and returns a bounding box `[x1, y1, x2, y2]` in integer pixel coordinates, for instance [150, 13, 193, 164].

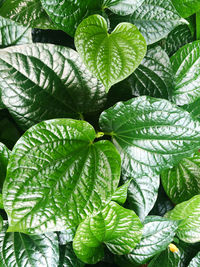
[0, 0, 56, 29]
[59, 243, 84, 267]
[109, 0, 186, 45]
[129, 46, 173, 99]
[161, 152, 200, 204]
[75, 14, 146, 92]
[0, 43, 106, 130]
[0, 222, 59, 266]
[111, 180, 131, 205]
[0, 216, 2, 231]
[188, 251, 200, 267]
[166, 195, 200, 243]
[99, 96, 200, 178]
[121, 216, 179, 265]
[73, 201, 143, 264]
[171, 41, 200, 106]
[172, 0, 200, 18]
[103, 0, 144, 15]
[3, 119, 121, 234]
[183, 98, 200, 121]
[0, 142, 10, 190]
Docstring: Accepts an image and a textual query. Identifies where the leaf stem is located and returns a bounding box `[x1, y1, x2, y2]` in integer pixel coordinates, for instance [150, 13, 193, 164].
[196, 11, 200, 40]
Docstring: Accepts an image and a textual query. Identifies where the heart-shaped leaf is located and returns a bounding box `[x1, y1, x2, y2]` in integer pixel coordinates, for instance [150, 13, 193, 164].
[0, 43, 106, 130]
[188, 252, 200, 267]
[75, 14, 147, 92]
[166, 195, 200, 243]
[103, 0, 145, 15]
[99, 96, 200, 178]
[0, 222, 59, 266]
[161, 152, 200, 204]
[172, 0, 200, 18]
[3, 119, 121, 234]
[118, 216, 179, 265]
[0, 143, 10, 190]
[109, 0, 186, 45]
[171, 41, 200, 106]
[73, 201, 143, 264]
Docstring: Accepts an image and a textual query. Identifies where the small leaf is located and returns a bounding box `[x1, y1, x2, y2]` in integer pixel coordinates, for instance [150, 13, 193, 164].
[171, 41, 200, 105]
[73, 201, 143, 264]
[161, 151, 200, 204]
[3, 119, 121, 234]
[172, 0, 200, 18]
[188, 251, 200, 267]
[166, 195, 200, 243]
[111, 179, 131, 204]
[0, 16, 32, 48]
[99, 96, 200, 178]
[0, 142, 10, 190]
[103, 0, 145, 15]
[75, 14, 147, 92]
[0, 0, 56, 29]
[0, 222, 59, 266]
[59, 243, 84, 267]
[109, 0, 186, 45]
[0, 43, 106, 130]
[121, 216, 179, 265]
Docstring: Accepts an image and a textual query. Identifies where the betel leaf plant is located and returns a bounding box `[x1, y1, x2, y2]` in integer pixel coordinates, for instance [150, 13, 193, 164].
[0, 0, 200, 266]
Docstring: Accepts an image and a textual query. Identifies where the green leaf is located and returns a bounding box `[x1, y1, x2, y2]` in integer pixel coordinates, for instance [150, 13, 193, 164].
[125, 174, 160, 221]
[0, 16, 32, 48]
[121, 216, 179, 265]
[75, 14, 147, 92]
[3, 119, 121, 234]
[0, 194, 3, 209]
[172, 0, 200, 18]
[73, 201, 143, 264]
[188, 251, 200, 267]
[0, 142, 10, 190]
[41, 0, 102, 36]
[166, 195, 200, 243]
[109, 0, 186, 45]
[103, 0, 145, 15]
[0, 43, 106, 130]
[0, 0, 56, 30]
[99, 96, 200, 178]
[129, 46, 173, 99]
[171, 41, 200, 105]
[59, 243, 84, 267]
[0, 222, 59, 266]
[58, 228, 76, 245]
[161, 151, 200, 204]
[183, 98, 200, 121]
[111, 179, 131, 205]
[148, 247, 181, 267]
[0, 216, 2, 231]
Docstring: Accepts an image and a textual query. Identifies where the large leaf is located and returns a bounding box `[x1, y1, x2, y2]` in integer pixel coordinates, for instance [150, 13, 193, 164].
[103, 0, 145, 15]
[172, 0, 200, 18]
[111, 179, 131, 205]
[0, 142, 10, 190]
[75, 15, 146, 92]
[0, 16, 32, 48]
[129, 46, 173, 99]
[109, 0, 186, 45]
[0, 222, 59, 266]
[124, 174, 160, 221]
[59, 243, 84, 267]
[161, 152, 200, 204]
[3, 119, 121, 234]
[0, 43, 106, 130]
[73, 201, 143, 264]
[41, 0, 102, 36]
[99, 96, 200, 178]
[171, 41, 200, 106]
[166, 195, 200, 243]
[188, 251, 200, 267]
[120, 216, 179, 265]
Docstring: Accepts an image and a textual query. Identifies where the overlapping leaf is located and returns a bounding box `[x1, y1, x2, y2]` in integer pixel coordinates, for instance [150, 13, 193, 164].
[188, 251, 200, 267]
[3, 119, 121, 234]
[0, 142, 10, 189]
[73, 201, 143, 264]
[111, 180, 130, 205]
[75, 15, 146, 92]
[103, 0, 144, 15]
[172, 0, 200, 18]
[0, 43, 106, 130]
[59, 243, 84, 267]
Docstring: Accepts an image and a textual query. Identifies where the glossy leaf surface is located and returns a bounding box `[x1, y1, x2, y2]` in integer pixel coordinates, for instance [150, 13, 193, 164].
[109, 0, 185, 44]
[166, 195, 200, 243]
[0, 16, 32, 47]
[188, 251, 200, 267]
[171, 41, 200, 105]
[73, 201, 143, 264]
[59, 243, 84, 267]
[0, 223, 59, 266]
[172, 0, 200, 18]
[122, 216, 179, 265]
[100, 96, 200, 178]
[75, 15, 146, 92]
[0, 0, 55, 29]
[111, 180, 130, 205]
[3, 119, 121, 234]
[0, 143, 10, 189]
[103, 0, 144, 15]
[129, 46, 173, 99]
[0, 43, 106, 130]
[161, 152, 200, 204]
